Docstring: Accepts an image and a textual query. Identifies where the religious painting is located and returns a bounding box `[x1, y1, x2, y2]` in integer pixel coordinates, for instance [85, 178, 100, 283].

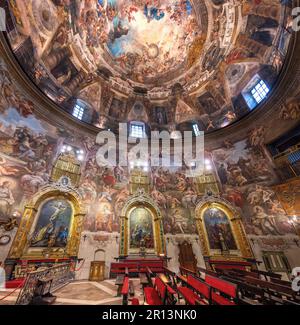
[129, 207, 154, 251]
[30, 199, 73, 248]
[203, 207, 237, 251]
[153, 107, 168, 125]
[109, 98, 127, 120]
[197, 92, 220, 115]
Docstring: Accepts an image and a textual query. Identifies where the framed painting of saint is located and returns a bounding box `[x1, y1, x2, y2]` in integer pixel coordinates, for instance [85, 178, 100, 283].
[129, 207, 155, 252]
[203, 207, 237, 251]
[30, 198, 73, 248]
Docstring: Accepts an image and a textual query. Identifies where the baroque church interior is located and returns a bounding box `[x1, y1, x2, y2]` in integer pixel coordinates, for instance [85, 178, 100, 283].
[0, 0, 300, 307]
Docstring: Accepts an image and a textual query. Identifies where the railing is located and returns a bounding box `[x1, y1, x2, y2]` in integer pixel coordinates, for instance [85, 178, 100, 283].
[15, 263, 74, 305]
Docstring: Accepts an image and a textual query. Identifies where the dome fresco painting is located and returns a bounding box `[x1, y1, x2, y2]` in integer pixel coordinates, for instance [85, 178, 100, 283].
[1, 0, 300, 309]
[4, 0, 293, 132]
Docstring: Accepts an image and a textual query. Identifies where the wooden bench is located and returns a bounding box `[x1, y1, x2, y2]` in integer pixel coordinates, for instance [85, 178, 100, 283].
[252, 269, 282, 281]
[162, 267, 177, 287]
[198, 267, 219, 278]
[139, 273, 150, 289]
[115, 268, 129, 296]
[121, 277, 129, 305]
[242, 276, 299, 303]
[177, 275, 210, 305]
[205, 275, 238, 305]
[111, 263, 137, 277]
[144, 277, 167, 305]
[221, 275, 271, 305]
[270, 277, 292, 287]
[180, 267, 198, 279]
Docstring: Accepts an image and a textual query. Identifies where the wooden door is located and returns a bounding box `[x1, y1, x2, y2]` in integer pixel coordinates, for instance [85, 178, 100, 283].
[89, 261, 105, 282]
[178, 241, 197, 273]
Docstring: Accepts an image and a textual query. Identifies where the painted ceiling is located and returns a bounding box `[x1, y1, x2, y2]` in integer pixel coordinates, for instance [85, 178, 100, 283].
[4, 0, 294, 132]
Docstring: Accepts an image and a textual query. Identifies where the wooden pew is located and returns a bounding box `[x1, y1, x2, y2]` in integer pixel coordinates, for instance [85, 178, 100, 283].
[198, 267, 219, 278]
[179, 267, 198, 279]
[220, 275, 271, 305]
[144, 277, 167, 305]
[121, 277, 129, 306]
[205, 275, 238, 305]
[242, 276, 299, 304]
[176, 275, 210, 305]
[162, 267, 177, 287]
[270, 277, 292, 287]
[115, 267, 129, 297]
[217, 268, 259, 279]
[251, 269, 282, 281]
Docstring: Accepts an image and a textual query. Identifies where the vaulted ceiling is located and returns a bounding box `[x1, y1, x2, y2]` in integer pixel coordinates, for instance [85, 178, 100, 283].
[3, 0, 294, 132]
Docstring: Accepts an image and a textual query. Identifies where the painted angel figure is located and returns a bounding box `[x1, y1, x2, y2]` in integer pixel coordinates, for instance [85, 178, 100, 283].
[144, 3, 165, 23]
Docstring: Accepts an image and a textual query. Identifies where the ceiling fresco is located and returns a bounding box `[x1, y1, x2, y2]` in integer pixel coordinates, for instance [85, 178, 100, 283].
[3, 0, 294, 132]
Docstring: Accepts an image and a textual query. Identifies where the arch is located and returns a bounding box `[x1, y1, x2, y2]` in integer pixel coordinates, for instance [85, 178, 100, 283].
[195, 196, 253, 261]
[119, 191, 165, 257]
[8, 184, 86, 260]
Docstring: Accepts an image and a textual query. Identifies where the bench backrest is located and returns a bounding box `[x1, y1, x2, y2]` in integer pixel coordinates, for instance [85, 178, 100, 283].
[121, 277, 129, 296]
[187, 275, 210, 299]
[205, 275, 237, 298]
[154, 277, 167, 302]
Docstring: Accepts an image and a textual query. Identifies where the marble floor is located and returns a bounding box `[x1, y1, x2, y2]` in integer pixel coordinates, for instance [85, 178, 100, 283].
[0, 279, 145, 305]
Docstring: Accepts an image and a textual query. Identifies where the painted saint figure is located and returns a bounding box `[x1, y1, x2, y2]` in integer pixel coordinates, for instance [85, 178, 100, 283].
[0, 181, 15, 219]
[144, 4, 165, 23]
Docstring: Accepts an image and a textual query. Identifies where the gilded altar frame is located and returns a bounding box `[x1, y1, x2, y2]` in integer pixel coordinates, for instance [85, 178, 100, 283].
[119, 191, 165, 257]
[195, 197, 253, 264]
[8, 184, 86, 260]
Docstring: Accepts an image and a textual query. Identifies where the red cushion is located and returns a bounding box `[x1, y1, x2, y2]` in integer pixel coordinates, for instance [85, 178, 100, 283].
[187, 275, 210, 299]
[177, 287, 207, 305]
[131, 298, 140, 305]
[155, 277, 167, 299]
[205, 275, 237, 298]
[211, 292, 236, 306]
[144, 287, 163, 305]
[166, 285, 176, 295]
[121, 277, 129, 296]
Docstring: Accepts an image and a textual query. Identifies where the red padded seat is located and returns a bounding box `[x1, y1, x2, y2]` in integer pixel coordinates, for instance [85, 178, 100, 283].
[144, 277, 167, 305]
[211, 292, 236, 306]
[177, 287, 207, 305]
[144, 287, 164, 305]
[177, 275, 210, 305]
[121, 277, 129, 296]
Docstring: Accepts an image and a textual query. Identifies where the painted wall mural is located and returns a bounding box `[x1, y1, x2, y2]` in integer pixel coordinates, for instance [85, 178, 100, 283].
[211, 136, 296, 237]
[2, 0, 294, 132]
[0, 43, 299, 269]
